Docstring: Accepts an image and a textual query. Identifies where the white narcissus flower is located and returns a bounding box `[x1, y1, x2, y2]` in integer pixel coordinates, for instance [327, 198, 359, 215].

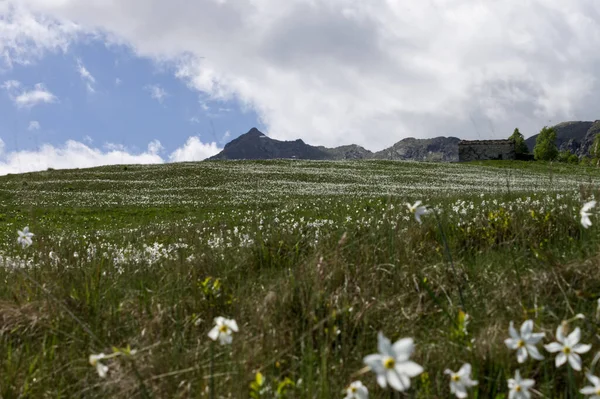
[508, 370, 535, 399]
[89, 353, 109, 378]
[406, 201, 428, 224]
[581, 200, 596, 228]
[344, 381, 368, 399]
[544, 326, 591, 371]
[581, 374, 600, 398]
[207, 316, 239, 345]
[363, 332, 424, 392]
[504, 320, 545, 363]
[444, 363, 478, 398]
[17, 226, 34, 248]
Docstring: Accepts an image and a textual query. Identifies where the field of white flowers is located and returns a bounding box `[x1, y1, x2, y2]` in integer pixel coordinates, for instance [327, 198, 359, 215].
[2, 159, 600, 398]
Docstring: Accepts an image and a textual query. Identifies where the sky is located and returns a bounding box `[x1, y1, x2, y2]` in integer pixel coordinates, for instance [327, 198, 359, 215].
[1, 0, 600, 174]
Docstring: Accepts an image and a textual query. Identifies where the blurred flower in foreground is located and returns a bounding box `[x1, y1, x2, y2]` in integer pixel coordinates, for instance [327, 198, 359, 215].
[406, 201, 428, 224]
[89, 353, 109, 378]
[344, 381, 368, 399]
[208, 316, 239, 345]
[17, 226, 34, 248]
[544, 325, 591, 371]
[363, 332, 423, 392]
[444, 363, 478, 398]
[504, 320, 545, 363]
[581, 200, 596, 228]
[508, 370, 535, 399]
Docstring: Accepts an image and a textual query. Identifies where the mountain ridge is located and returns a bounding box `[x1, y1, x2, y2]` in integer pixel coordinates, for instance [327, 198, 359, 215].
[210, 122, 600, 162]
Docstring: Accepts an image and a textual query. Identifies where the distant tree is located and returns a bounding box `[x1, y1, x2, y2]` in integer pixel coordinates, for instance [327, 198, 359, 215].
[508, 128, 529, 154]
[557, 150, 580, 164]
[533, 126, 559, 161]
[590, 134, 600, 166]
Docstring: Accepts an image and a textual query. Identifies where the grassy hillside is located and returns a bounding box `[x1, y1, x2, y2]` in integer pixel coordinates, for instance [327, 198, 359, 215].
[2, 159, 600, 398]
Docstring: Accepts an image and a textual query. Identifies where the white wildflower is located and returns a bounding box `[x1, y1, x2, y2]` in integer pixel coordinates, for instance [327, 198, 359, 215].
[89, 353, 109, 378]
[363, 332, 423, 392]
[581, 200, 596, 228]
[504, 320, 545, 363]
[208, 316, 239, 345]
[444, 363, 478, 398]
[17, 227, 34, 248]
[544, 325, 591, 371]
[406, 201, 428, 224]
[581, 374, 600, 398]
[344, 381, 368, 399]
[508, 370, 535, 399]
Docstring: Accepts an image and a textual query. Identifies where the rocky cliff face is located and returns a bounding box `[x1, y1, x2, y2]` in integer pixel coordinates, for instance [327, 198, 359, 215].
[372, 137, 461, 162]
[210, 128, 460, 161]
[525, 121, 596, 156]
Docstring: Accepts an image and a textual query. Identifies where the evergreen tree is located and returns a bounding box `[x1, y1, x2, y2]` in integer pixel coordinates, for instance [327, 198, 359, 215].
[508, 128, 529, 154]
[533, 126, 558, 161]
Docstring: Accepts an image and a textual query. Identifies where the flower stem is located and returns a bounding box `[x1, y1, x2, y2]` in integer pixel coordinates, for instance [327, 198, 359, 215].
[210, 341, 215, 399]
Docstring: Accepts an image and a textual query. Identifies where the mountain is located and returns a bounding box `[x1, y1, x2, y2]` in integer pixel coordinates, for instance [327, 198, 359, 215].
[209, 128, 331, 160]
[525, 121, 600, 156]
[209, 127, 460, 161]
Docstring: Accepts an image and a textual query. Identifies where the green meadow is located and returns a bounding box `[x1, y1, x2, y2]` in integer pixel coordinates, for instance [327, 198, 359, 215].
[2, 159, 600, 398]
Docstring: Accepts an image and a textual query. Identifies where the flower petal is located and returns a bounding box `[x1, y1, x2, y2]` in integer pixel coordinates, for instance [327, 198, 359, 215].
[544, 342, 563, 353]
[458, 363, 472, 377]
[392, 338, 414, 361]
[526, 345, 544, 361]
[397, 360, 424, 377]
[587, 374, 600, 387]
[556, 352, 567, 368]
[208, 326, 220, 341]
[567, 328, 581, 347]
[509, 321, 520, 340]
[387, 369, 410, 392]
[520, 378, 535, 389]
[517, 347, 528, 363]
[520, 320, 533, 339]
[226, 319, 239, 332]
[581, 386, 597, 395]
[526, 332, 545, 344]
[556, 325, 566, 343]
[377, 332, 393, 356]
[363, 354, 384, 373]
[568, 353, 582, 371]
[573, 343, 592, 354]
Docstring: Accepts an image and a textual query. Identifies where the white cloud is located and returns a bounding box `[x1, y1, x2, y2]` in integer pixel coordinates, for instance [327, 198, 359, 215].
[0, 2, 82, 68]
[13, 0, 600, 148]
[28, 120, 41, 131]
[115, 77, 122, 86]
[147, 139, 164, 155]
[145, 84, 168, 103]
[169, 136, 221, 162]
[222, 130, 231, 142]
[0, 137, 222, 175]
[76, 58, 96, 93]
[3, 81, 58, 108]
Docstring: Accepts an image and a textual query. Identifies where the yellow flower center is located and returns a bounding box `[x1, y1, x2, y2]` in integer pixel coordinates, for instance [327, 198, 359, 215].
[219, 325, 229, 334]
[452, 374, 461, 382]
[563, 346, 571, 355]
[514, 385, 521, 392]
[596, 388, 600, 395]
[350, 387, 357, 393]
[383, 357, 396, 369]
[517, 339, 525, 348]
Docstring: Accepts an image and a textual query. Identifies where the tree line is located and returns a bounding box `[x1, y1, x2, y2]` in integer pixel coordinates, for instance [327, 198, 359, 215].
[508, 127, 599, 164]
